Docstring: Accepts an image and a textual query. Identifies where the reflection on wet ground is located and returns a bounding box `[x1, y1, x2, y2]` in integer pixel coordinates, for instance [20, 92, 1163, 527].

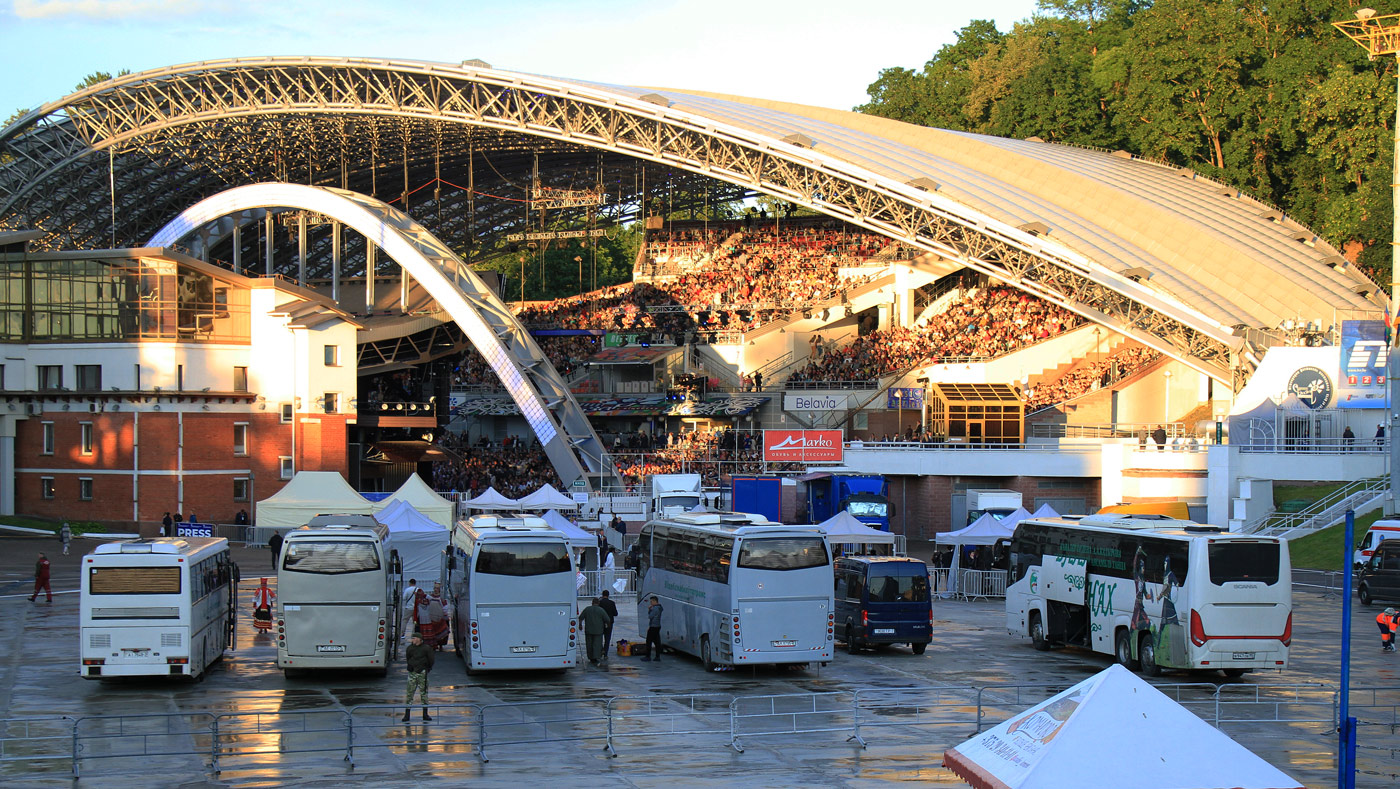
[1, 537, 1396, 787]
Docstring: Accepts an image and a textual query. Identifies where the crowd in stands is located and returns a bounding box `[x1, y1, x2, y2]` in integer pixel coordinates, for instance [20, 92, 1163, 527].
[1024, 345, 1162, 410]
[786, 287, 1084, 385]
[430, 431, 564, 498]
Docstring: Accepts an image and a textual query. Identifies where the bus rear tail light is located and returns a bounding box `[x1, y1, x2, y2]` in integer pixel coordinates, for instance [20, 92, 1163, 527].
[861, 609, 868, 628]
[1190, 610, 1208, 647]
[1280, 613, 1292, 647]
[82, 658, 105, 666]
[166, 657, 188, 665]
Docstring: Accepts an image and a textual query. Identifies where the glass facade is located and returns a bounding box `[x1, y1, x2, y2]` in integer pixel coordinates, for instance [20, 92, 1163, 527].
[0, 256, 250, 343]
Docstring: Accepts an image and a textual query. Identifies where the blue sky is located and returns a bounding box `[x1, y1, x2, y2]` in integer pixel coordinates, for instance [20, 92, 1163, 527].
[0, 0, 1041, 119]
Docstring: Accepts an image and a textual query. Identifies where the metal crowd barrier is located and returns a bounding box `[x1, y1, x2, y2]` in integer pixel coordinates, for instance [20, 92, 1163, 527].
[578, 569, 638, 599]
[476, 698, 610, 763]
[848, 685, 979, 747]
[729, 691, 852, 753]
[604, 693, 733, 756]
[72, 711, 216, 779]
[211, 710, 352, 775]
[956, 569, 1009, 601]
[0, 716, 74, 770]
[346, 703, 482, 767]
[1344, 687, 1400, 734]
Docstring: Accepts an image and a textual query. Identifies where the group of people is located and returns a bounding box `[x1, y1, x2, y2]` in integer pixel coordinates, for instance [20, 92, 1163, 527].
[785, 287, 1083, 386]
[577, 592, 664, 665]
[430, 433, 565, 499]
[1023, 345, 1163, 411]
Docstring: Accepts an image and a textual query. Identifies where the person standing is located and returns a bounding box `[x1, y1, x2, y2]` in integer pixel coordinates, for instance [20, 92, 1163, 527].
[643, 596, 663, 662]
[579, 597, 612, 666]
[29, 552, 51, 603]
[1377, 424, 1387, 450]
[1151, 425, 1167, 451]
[1343, 425, 1356, 452]
[400, 578, 419, 641]
[402, 633, 435, 722]
[268, 531, 283, 569]
[59, 522, 72, 556]
[597, 590, 619, 664]
[602, 548, 617, 593]
[161, 512, 173, 537]
[251, 578, 275, 632]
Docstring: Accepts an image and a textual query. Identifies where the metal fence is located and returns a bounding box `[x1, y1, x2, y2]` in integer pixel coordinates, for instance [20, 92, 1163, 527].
[578, 569, 638, 599]
[16, 681, 1396, 780]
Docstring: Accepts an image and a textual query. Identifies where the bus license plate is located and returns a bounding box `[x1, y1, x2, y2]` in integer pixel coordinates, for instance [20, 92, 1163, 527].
[510, 646, 538, 654]
[771, 640, 796, 647]
[1231, 651, 1254, 660]
[317, 645, 346, 653]
[874, 628, 896, 635]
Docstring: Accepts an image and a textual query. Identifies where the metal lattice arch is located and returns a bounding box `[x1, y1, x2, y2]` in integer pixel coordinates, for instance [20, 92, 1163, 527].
[0, 57, 1387, 387]
[147, 182, 618, 491]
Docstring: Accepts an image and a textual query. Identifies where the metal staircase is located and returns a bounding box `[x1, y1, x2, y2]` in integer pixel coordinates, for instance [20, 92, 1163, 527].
[1244, 477, 1389, 538]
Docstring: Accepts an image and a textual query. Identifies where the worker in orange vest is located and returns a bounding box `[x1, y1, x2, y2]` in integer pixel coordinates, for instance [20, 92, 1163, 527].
[1379, 608, 1398, 652]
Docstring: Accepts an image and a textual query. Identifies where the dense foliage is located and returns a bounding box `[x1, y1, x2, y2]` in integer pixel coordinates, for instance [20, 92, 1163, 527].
[857, 0, 1398, 284]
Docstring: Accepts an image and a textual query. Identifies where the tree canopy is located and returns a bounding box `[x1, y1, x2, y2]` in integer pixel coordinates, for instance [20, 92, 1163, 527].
[858, 0, 1397, 285]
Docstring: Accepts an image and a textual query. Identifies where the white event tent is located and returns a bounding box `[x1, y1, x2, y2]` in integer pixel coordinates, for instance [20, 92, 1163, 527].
[541, 509, 599, 553]
[463, 487, 519, 512]
[373, 473, 455, 528]
[943, 664, 1303, 789]
[1029, 503, 1060, 519]
[517, 484, 579, 511]
[376, 499, 449, 586]
[255, 471, 373, 529]
[818, 511, 896, 553]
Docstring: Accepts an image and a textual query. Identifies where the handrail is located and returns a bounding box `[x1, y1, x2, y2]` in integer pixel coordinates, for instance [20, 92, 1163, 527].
[1243, 476, 1389, 535]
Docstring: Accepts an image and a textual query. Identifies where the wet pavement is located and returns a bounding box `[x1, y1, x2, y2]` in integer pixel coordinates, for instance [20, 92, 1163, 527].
[1, 535, 1397, 787]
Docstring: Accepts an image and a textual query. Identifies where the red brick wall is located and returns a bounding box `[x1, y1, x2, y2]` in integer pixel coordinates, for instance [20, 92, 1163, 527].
[889, 474, 1102, 540]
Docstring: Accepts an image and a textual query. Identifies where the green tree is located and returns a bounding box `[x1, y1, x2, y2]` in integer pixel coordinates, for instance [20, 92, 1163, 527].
[858, 19, 1004, 129]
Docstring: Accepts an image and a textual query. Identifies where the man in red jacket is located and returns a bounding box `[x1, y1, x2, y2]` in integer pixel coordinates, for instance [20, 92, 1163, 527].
[29, 552, 51, 603]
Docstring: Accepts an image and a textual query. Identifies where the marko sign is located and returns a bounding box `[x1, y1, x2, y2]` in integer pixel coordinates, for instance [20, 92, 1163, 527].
[763, 429, 844, 462]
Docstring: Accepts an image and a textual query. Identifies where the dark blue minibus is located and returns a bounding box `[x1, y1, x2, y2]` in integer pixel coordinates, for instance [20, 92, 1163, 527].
[833, 556, 932, 654]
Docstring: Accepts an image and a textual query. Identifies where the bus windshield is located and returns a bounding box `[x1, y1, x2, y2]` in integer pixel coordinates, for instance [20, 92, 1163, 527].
[736, 537, 829, 571]
[1207, 542, 1281, 585]
[282, 541, 381, 574]
[867, 573, 929, 602]
[476, 542, 571, 576]
[88, 566, 181, 594]
[847, 500, 888, 518]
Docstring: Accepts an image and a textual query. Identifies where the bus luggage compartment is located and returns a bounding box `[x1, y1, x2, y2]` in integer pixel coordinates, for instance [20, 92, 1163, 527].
[476, 603, 572, 658]
[736, 597, 830, 656]
[282, 603, 382, 657]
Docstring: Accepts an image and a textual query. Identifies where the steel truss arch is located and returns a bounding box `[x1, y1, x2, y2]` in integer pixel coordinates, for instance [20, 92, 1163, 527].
[148, 182, 619, 492]
[1, 58, 1284, 382]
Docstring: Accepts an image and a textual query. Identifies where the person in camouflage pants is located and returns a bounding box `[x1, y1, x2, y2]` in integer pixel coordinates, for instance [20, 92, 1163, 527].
[402, 633, 434, 722]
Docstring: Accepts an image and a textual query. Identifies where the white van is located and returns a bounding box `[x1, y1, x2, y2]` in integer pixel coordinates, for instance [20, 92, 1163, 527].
[1354, 521, 1400, 568]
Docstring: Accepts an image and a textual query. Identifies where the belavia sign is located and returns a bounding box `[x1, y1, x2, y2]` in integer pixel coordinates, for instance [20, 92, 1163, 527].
[763, 429, 844, 462]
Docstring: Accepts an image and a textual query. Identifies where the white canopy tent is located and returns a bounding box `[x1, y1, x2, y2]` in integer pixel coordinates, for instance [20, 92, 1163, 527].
[992, 506, 1031, 532]
[935, 513, 1017, 595]
[463, 487, 519, 512]
[541, 509, 598, 553]
[817, 511, 897, 554]
[255, 471, 373, 529]
[373, 473, 455, 528]
[376, 499, 449, 587]
[517, 484, 579, 511]
[944, 664, 1302, 788]
[1030, 503, 1060, 519]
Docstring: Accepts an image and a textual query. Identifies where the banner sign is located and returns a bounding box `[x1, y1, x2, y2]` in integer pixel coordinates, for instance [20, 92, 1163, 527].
[783, 393, 849, 412]
[176, 523, 214, 538]
[1337, 319, 1388, 409]
[887, 388, 924, 409]
[763, 429, 843, 462]
[505, 229, 608, 242]
[451, 394, 768, 418]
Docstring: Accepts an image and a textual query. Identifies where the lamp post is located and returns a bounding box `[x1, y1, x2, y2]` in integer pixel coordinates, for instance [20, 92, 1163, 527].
[1335, 8, 1400, 516]
[575, 255, 583, 296]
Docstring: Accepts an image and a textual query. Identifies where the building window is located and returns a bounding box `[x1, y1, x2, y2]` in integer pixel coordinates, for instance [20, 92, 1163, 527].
[41, 422, 54, 455]
[79, 478, 93, 501]
[324, 345, 340, 366]
[280, 403, 293, 424]
[76, 364, 101, 391]
[80, 422, 94, 455]
[0, 363, 5, 390]
[177, 364, 185, 392]
[40, 477, 54, 499]
[323, 392, 339, 414]
[233, 478, 250, 502]
[38, 365, 62, 391]
[233, 366, 248, 393]
[279, 456, 294, 480]
[233, 423, 248, 456]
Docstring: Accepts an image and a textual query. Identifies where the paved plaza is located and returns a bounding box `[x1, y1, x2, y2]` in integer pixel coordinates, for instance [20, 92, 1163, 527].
[0, 535, 1396, 787]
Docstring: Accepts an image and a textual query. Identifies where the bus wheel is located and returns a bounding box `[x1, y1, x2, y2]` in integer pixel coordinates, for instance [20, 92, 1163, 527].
[911, 642, 927, 655]
[700, 636, 714, 671]
[1138, 634, 1160, 677]
[1358, 584, 1373, 606]
[1029, 613, 1049, 652]
[844, 621, 860, 654]
[1115, 630, 1138, 670]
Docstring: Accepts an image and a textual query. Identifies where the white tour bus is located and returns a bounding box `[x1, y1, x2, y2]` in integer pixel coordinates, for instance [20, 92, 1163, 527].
[446, 514, 577, 671]
[80, 537, 237, 680]
[276, 516, 400, 674]
[1005, 515, 1292, 677]
[636, 512, 834, 670]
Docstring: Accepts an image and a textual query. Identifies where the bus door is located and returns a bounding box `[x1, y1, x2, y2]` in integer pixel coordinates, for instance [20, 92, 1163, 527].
[1040, 556, 1090, 647]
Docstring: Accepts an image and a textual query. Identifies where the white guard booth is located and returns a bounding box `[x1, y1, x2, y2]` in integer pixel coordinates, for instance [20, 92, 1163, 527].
[943, 664, 1303, 789]
[817, 511, 898, 555]
[254, 471, 374, 530]
[517, 483, 580, 511]
[373, 473, 455, 528]
[376, 499, 449, 587]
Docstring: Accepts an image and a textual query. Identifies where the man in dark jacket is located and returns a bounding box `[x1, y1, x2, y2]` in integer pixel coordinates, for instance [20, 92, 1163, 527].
[403, 633, 435, 722]
[29, 552, 51, 603]
[579, 597, 612, 665]
[268, 531, 284, 569]
[597, 590, 619, 664]
[644, 596, 663, 662]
